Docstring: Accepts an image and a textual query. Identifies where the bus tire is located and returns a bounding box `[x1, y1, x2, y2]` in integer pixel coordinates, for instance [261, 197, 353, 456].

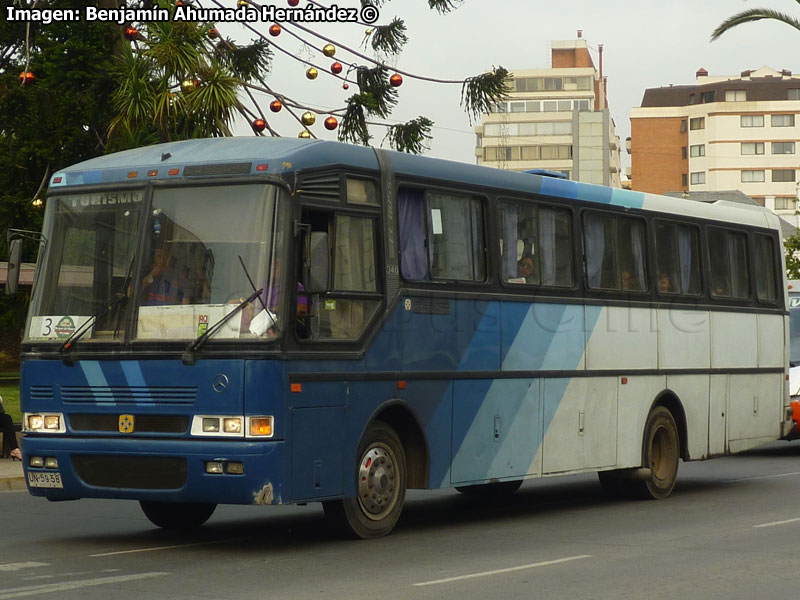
[323, 420, 406, 539]
[455, 480, 523, 497]
[139, 501, 216, 530]
[598, 406, 680, 500]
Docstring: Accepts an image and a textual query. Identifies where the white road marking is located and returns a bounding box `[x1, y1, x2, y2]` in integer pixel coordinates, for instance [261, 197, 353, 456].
[728, 471, 800, 482]
[753, 517, 800, 529]
[0, 563, 49, 573]
[0, 572, 168, 599]
[413, 555, 592, 587]
[89, 539, 236, 557]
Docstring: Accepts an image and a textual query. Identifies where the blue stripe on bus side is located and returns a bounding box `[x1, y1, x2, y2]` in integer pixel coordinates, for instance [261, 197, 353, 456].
[445, 304, 604, 485]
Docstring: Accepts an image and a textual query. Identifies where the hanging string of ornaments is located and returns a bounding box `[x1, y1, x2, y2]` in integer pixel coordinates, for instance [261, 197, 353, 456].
[17, 0, 509, 153]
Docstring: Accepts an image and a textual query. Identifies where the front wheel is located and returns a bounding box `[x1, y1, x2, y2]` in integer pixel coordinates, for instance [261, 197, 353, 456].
[323, 420, 406, 539]
[139, 501, 216, 530]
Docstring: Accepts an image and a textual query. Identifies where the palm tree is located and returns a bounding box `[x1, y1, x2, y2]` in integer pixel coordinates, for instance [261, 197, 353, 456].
[711, 4, 800, 41]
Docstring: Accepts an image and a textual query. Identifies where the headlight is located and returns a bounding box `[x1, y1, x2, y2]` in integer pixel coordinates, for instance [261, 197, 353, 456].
[24, 413, 65, 433]
[223, 418, 242, 434]
[191, 415, 245, 437]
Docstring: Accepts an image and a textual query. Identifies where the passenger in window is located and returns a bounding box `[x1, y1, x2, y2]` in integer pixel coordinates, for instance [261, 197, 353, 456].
[516, 255, 536, 283]
[142, 248, 190, 305]
[658, 272, 673, 294]
[622, 271, 634, 291]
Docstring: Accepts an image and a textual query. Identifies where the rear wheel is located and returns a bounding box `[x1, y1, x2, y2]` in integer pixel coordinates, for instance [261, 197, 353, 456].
[139, 501, 216, 530]
[323, 421, 406, 539]
[598, 406, 680, 500]
[455, 480, 523, 497]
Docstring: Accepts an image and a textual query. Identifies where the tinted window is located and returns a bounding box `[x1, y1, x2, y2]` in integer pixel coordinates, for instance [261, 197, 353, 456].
[708, 229, 749, 299]
[753, 234, 777, 303]
[584, 213, 647, 291]
[654, 222, 702, 295]
[397, 188, 485, 282]
[498, 201, 573, 287]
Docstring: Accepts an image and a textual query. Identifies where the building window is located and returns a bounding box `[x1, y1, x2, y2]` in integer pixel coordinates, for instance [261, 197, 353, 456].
[701, 91, 716, 103]
[741, 170, 765, 182]
[789, 89, 800, 100]
[690, 144, 705, 157]
[741, 142, 765, 155]
[725, 90, 746, 101]
[682, 174, 688, 186]
[682, 147, 688, 159]
[772, 142, 795, 154]
[542, 100, 557, 112]
[510, 102, 526, 113]
[690, 172, 705, 185]
[741, 115, 764, 127]
[775, 197, 796, 210]
[544, 77, 563, 91]
[772, 169, 797, 182]
[680, 119, 687, 133]
[576, 100, 590, 111]
[772, 114, 796, 127]
[689, 117, 705, 130]
[688, 93, 696, 105]
[526, 101, 540, 112]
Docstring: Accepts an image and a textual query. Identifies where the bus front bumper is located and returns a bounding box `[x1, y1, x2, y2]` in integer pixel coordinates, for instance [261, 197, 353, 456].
[20, 436, 287, 506]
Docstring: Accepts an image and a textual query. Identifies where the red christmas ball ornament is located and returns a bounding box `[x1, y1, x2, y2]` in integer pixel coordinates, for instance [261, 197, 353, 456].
[390, 73, 403, 87]
[124, 26, 139, 41]
[207, 27, 219, 40]
[18, 71, 35, 85]
[251, 118, 266, 133]
[268, 23, 281, 37]
[287, 0, 299, 5]
[331, 61, 343, 75]
[269, 99, 283, 113]
[324, 116, 338, 131]
[342, 83, 349, 90]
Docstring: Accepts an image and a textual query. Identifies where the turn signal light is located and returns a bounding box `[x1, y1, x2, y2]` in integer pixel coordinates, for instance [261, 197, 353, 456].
[250, 417, 273, 437]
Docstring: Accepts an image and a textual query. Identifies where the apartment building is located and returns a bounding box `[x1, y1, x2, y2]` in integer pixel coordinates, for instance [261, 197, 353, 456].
[475, 36, 622, 187]
[630, 66, 800, 225]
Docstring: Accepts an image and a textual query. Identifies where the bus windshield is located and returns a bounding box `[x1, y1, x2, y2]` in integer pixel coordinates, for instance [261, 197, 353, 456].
[26, 184, 284, 343]
[790, 293, 800, 366]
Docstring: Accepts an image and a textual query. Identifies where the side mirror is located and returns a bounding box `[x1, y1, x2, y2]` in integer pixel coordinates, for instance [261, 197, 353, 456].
[5, 238, 22, 296]
[305, 232, 329, 294]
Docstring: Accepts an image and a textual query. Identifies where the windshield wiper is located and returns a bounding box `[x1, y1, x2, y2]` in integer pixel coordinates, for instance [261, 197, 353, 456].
[181, 287, 263, 365]
[60, 293, 128, 354]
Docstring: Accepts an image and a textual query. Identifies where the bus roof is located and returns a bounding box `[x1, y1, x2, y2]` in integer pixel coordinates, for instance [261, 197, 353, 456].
[51, 137, 777, 231]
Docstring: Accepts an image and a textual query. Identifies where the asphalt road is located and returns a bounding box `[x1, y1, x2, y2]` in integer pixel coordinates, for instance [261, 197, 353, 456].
[3, 441, 800, 600]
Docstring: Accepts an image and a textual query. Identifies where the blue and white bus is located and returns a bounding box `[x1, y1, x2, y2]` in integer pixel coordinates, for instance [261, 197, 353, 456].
[7, 137, 793, 538]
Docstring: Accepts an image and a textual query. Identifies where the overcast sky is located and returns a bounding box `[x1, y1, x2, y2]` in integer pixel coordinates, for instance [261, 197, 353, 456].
[222, 0, 800, 170]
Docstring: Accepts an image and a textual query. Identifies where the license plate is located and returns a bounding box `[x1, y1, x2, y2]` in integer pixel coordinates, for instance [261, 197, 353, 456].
[27, 471, 63, 489]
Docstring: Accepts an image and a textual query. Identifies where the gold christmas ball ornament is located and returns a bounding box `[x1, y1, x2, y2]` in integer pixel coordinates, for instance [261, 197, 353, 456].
[365, 28, 373, 35]
[322, 43, 336, 57]
[301, 111, 316, 126]
[181, 79, 197, 92]
[237, 0, 248, 6]
[306, 67, 318, 80]
[298, 130, 312, 139]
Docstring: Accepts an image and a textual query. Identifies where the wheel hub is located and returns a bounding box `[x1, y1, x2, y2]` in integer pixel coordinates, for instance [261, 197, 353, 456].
[357, 445, 398, 520]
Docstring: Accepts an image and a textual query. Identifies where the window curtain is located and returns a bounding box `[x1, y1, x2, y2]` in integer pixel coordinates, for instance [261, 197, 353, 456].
[501, 205, 518, 281]
[398, 188, 428, 280]
[539, 208, 557, 285]
[584, 216, 605, 288]
[630, 222, 646, 290]
[677, 227, 693, 293]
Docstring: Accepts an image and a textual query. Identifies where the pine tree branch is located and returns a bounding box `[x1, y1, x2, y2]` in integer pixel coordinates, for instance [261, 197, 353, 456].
[383, 116, 433, 153]
[461, 66, 511, 124]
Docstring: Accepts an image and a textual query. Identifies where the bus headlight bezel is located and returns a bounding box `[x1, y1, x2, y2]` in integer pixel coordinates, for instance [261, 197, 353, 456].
[23, 413, 66, 433]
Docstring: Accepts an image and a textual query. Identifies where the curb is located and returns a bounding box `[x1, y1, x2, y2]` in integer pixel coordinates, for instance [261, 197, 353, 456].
[0, 476, 26, 492]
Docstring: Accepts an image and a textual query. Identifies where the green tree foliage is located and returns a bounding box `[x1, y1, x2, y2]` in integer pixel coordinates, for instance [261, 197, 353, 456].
[711, 2, 800, 41]
[785, 231, 800, 280]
